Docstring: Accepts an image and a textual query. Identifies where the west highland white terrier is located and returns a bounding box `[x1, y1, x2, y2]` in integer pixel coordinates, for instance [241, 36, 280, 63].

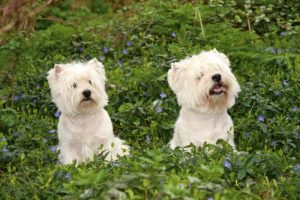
[168, 49, 241, 149]
[47, 58, 129, 165]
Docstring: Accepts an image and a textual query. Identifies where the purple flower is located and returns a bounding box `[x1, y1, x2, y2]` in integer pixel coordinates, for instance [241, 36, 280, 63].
[32, 97, 37, 104]
[122, 49, 129, 55]
[13, 95, 20, 102]
[99, 55, 105, 62]
[50, 146, 57, 153]
[2, 147, 8, 152]
[117, 60, 123, 67]
[145, 135, 151, 144]
[208, 197, 214, 200]
[171, 32, 176, 38]
[48, 129, 56, 134]
[280, 32, 286, 37]
[54, 110, 61, 118]
[155, 106, 163, 113]
[295, 164, 300, 173]
[43, 138, 48, 143]
[265, 47, 276, 54]
[103, 47, 109, 53]
[270, 141, 277, 147]
[245, 132, 251, 139]
[224, 160, 231, 169]
[282, 80, 288, 86]
[274, 91, 281, 96]
[257, 115, 265, 122]
[126, 41, 133, 46]
[79, 47, 83, 53]
[85, 54, 91, 60]
[292, 106, 299, 112]
[65, 173, 72, 180]
[160, 92, 167, 99]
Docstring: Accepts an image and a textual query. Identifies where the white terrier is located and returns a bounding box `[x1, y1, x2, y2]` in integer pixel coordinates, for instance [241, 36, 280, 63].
[168, 49, 241, 149]
[47, 58, 129, 165]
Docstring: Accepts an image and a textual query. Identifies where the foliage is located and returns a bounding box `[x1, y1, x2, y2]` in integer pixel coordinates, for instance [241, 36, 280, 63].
[0, 0, 299, 199]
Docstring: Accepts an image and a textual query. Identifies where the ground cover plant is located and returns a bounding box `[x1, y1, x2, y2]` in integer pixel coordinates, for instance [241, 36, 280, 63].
[0, 0, 299, 199]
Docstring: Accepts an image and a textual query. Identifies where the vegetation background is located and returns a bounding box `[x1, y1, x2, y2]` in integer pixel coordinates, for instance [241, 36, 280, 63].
[0, 0, 299, 199]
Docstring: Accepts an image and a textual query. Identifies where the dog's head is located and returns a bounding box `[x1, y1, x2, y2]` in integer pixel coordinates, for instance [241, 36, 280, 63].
[47, 58, 108, 116]
[168, 49, 241, 113]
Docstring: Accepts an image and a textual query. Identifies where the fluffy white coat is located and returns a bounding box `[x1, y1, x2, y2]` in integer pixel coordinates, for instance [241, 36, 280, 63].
[47, 58, 129, 165]
[168, 49, 241, 149]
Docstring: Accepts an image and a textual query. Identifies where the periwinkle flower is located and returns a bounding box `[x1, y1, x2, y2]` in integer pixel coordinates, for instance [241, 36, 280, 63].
[122, 49, 129, 55]
[32, 97, 37, 104]
[265, 47, 276, 54]
[160, 92, 167, 99]
[2, 147, 8, 152]
[103, 47, 109, 53]
[270, 141, 277, 147]
[13, 95, 21, 102]
[54, 110, 61, 118]
[274, 91, 281, 96]
[65, 173, 72, 180]
[295, 164, 300, 173]
[282, 80, 288, 86]
[245, 132, 251, 139]
[99, 55, 105, 62]
[224, 159, 231, 169]
[48, 129, 56, 134]
[50, 146, 57, 153]
[145, 135, 151, 144]
[292, 106, 299, 112]
[79, 47, 83, 53]
[126, 41, 133, 46]
[280, 32, 286, 37]
[171, 32, 176, 38]
[257, 115, 265, 122]
[43, 138, 48, 143]
[117, 60, 123, 67]
[155, 106, 163, 113]
[208, 197, 214, 200]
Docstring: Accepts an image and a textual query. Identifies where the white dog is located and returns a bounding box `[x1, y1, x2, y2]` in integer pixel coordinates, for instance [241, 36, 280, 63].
[47, 58, 129, 165]
[168, 49, 241, 149]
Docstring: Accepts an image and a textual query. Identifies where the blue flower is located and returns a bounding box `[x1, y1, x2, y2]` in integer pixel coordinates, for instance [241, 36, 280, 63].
[50, 146, 57, 153]
[155, 106, 163, 113]
[274, 91, 281, 96]
[13, 95, 21, 102]
[171, 32, 176, 38]
[48, 129, 56, 134]
[2, 147, 8, 152]
[99, 55, 105, 62]
[280, 32, 286, 37]
[224, 159, 231, 169]
[32, 97, 37, 104]
[126, 41, 133, 46]
[65, 173, 72, 180]
[292, 106, 299, 112]
[265, 47, 276, 54]
[85, 54, 91, 60]
[295, 164, 300, 173]
[282, 80, 288, 86]
[145, 135, 151, 144]
[208, 197, 214, 200]
[245, 132, 251, 139]
[270, 141, 277, 147]
[103, 47, 109, 53]
[122, 49, 129, 55]
[257, 115, 265, 122]
[79, 47, 83, 53]
[117, 60, 123, 67]
[54, 110, 61, 118]
[160, 92, 167, 99]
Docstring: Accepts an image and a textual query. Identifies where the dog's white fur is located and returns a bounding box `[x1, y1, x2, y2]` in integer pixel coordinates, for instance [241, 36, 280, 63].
[47, 58, 129, 165]
[168, 49, 241, 149]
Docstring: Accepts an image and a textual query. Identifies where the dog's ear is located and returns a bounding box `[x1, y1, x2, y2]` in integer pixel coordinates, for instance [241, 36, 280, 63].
[54, 64, 63, 77]
[87, 58, 104, 68]
[87, 58, 107, 84]
[168, 62, 186, 92]
[171, 62, 181, 72]
[211, 49, 230, 67]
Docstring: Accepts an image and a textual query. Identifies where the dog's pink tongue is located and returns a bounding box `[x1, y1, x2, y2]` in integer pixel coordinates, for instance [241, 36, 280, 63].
[214, 84, 222, 89]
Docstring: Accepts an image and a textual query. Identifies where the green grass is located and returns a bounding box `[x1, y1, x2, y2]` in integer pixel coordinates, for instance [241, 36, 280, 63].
[0, 0, 299, 199]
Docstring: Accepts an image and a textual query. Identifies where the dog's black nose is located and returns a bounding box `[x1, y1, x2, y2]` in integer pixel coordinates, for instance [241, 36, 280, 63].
[212, 74, 221, 82]
[82, 90, 91, 98]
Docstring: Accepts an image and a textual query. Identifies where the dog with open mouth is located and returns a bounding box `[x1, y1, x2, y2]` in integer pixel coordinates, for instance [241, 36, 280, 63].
[168, 49, 241, 149]
[47, 58, 129, 165]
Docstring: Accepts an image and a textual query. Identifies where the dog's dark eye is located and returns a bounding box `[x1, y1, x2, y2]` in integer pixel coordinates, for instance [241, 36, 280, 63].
[89, 80, 92, 85]
[72, 83, 77, 88]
